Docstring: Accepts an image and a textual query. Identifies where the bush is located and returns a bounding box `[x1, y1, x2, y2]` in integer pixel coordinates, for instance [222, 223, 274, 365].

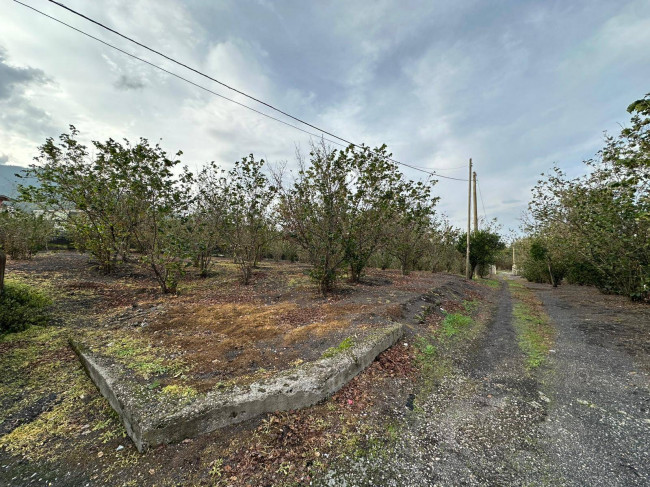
[0, 282, 52, 334]
[0, 209, 54, 260]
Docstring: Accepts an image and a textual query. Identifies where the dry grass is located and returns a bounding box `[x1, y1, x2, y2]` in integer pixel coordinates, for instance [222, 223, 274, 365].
[283, 319, 349, 345]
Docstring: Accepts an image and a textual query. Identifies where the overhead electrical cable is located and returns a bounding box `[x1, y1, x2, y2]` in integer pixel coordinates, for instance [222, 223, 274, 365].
[16, 0, 467, 181]
[14, 1, 347, 146]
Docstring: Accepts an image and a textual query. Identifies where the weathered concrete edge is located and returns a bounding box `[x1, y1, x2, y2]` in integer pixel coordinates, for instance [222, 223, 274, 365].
[69, 339, 147, 451]
[71, 323, 403, 452]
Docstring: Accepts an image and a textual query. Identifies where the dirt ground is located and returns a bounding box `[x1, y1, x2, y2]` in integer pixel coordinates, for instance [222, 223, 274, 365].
[6, 252, 456, 391]
[321, 276, 650, 486]
[0, 251, 494, 486]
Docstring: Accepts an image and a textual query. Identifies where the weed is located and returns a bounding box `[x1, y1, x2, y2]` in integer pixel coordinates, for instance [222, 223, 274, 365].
[441, 313, 473, 337]
[462, 299, 479, 315]
[276, 462, 291, 475]
[0, 281, 52, 334]
[414, 305, 434, 323]
[479, 278, 500, 289]
[209, 458, 224, 478]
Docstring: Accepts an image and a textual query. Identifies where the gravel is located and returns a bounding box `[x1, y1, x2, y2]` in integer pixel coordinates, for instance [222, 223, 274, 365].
[318, 279, 650, 486]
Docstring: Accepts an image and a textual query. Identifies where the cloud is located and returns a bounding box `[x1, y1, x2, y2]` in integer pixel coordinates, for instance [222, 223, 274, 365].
[0, 46, 48, 99]
[0, 0, 649, 232]
[0, 154, 9, 165]
[0, 45, 55, 162]
[114, 74, 145, 91]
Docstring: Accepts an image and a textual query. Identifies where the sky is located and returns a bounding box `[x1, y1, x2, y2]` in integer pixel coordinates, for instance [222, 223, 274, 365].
[1, 0, 649, 233]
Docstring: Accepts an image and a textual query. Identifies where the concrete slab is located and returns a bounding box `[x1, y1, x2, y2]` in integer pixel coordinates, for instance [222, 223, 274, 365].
[71, 323, 403, 452]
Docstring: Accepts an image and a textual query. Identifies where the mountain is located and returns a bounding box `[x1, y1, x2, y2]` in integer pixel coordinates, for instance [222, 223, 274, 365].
[0, 165, 37, 198]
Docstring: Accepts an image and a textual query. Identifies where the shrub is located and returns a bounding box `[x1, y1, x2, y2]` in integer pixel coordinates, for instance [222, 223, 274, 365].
[0, 282, 52, 334]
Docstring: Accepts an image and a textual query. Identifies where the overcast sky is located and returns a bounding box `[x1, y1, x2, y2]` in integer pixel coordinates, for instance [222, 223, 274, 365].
[1, 0, 649, 232]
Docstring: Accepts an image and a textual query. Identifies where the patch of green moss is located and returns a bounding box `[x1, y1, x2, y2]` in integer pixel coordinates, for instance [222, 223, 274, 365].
[321, 337, 354, 358]
[161, 384, 198, 400]
[104, 335, 188, 380]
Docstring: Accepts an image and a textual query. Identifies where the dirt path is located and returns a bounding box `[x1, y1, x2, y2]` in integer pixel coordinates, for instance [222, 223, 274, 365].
[321, 278, 650, 486]
[530, 281, 650, 486]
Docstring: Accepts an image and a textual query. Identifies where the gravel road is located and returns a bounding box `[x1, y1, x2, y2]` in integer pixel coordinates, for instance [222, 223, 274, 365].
[320, 278, 650, 486]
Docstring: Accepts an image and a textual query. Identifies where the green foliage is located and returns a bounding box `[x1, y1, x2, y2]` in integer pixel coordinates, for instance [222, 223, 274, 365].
[278, 142, 351, 293]
[427, 218, 464, 273]
[526, 94, 650, 299]
[19, 126, 194, 293]
[278, 141, 437, 292]
[219, 155, 277, 284]
[383, 178, 439, 276]
[441, 313, 473, 337]
[0, 281, 52, 334]
[0, 207, 54, 260]
[456, 229, 505, 277]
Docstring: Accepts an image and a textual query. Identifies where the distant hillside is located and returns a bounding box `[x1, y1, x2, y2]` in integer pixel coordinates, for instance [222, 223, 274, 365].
[0, 165, 37, 198]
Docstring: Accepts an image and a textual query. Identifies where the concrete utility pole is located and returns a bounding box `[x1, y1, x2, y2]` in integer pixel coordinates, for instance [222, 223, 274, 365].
[472, 171, 478, 233]
[466, 158, 472, 279]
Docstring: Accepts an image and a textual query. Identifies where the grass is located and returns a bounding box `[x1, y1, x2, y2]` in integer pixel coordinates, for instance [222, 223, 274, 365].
[413, 296, 485, 396]
[441, 313, 473, 337]
[477, 278, 500, 289]
[508, 280, 554, 369]
[0, 325, 124, 461]
[104, 335, 189, 380]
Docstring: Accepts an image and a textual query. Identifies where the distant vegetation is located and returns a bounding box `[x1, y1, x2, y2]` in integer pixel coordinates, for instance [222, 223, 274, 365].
[519, 94, 649, 301]
[9, 128, 498, 295]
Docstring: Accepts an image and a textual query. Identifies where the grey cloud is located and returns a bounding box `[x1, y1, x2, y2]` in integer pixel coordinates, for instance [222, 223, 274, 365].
[0, 154, 9, 165]
[114, 74, 145, 90]
[1, 0, 649, 232]
[0, 46, 48, 99]
[0, 46, 54, 138]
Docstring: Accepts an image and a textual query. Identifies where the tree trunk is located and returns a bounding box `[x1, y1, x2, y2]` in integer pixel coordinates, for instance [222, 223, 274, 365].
[547, 259, 557, 287]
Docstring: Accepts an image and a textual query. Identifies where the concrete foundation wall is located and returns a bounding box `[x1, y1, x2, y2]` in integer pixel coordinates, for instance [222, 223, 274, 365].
[72, 324, 403, 452]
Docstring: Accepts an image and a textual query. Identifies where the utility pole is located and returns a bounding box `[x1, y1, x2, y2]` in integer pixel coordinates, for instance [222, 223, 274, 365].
[465, 158, 472, 279]
[472, 171, 478, 278]
[472, 171, 478, 233]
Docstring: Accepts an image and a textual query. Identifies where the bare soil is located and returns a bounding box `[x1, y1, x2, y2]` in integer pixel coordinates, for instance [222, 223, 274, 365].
[321, 276, 650, 486]
[0, 251, 493, 486]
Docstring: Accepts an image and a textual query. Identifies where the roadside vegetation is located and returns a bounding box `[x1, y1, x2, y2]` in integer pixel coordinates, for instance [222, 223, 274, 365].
[518, 94, 650, 301]
[413, 294, 488, 397]
[508, 280, 554, 369]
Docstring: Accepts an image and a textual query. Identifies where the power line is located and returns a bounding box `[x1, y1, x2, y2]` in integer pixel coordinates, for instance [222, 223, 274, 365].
[14, 1, 348, 149]
[29, 0, 467, 182]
